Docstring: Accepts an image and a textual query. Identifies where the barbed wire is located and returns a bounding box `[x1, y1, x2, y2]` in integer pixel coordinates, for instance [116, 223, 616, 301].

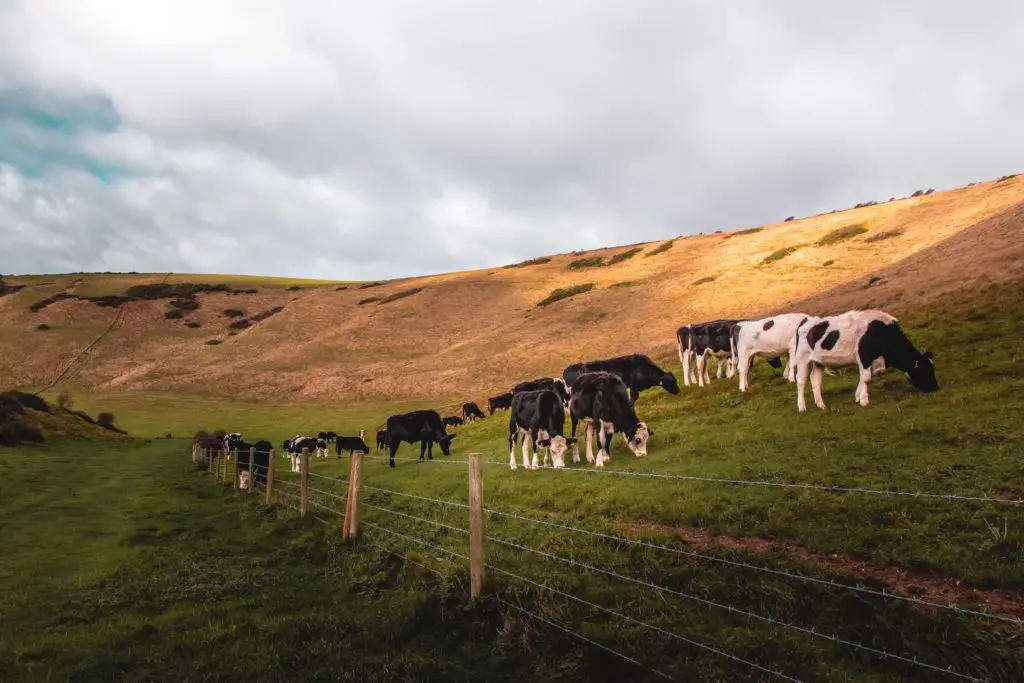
[363, 502, 469, 536]
[362, 483, 469, 509]
[308, 471, 349, 485]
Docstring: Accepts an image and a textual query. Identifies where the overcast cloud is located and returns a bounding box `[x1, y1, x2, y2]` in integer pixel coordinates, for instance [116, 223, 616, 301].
[1, 1, 1022, 280]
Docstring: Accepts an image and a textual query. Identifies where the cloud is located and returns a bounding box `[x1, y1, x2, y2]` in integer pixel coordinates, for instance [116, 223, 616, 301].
[1, 1, 1023, 278]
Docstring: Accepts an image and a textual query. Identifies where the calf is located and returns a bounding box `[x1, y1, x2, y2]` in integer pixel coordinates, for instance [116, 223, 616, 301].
[384, 409, 457, 468]
[375, 429, 387, 450]
[562, 354, 678, 404]
[730, 313, 813, 391]
[568, 372, 654, 468]
[793, 310, 937, 412]
[225, 434, 273, 487]
[507, 389, 577, 471]
[285, 435, 328, 472]
[335, 435, 370, 458]
[488, 392, 514, 415]
[443, 415, 465, 428]
[513, 377, 570, 407]
[462, 402, 485, 422]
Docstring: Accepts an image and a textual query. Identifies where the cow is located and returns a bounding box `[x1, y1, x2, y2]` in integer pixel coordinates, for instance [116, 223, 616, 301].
[224, 434, 273, 488]
[513, 377, 570, 408]
[488, 392, 514, 415]
[793, 309, 937, 412]
[563, 354, 678, 405]
[285, 436, 328, 472]
[677, 320, 738, 387]
[443, 415, 465, 428]
[568, 372, 654, 468]
[375, 429, 387, 450]
[384, 409, 457, 468]
[730, 313, 814, 391]
[462, 402, 485, 422]
[335, 435, 370, 458]
[318, 431, 338, 443]
[507, 389, 578, 471]
[222, 431, 242, 459]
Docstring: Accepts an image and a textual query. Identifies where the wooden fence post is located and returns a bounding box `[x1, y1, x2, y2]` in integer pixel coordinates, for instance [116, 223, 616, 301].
[221, 449, 228, 484]
[468, 453, 485, 598]
[299, 448, 309, 519]
[265, 449, 275, 504]
[343, 451, 364, 540]
[233, 449, 240, 490]
[247, 446, 255, 494]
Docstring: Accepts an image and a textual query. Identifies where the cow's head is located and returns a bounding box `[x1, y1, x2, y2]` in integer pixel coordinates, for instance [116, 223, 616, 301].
[316, 437, 328, 451]
[538, 435, 577, 468]
[438, 433, 456, 455]
[907, 351, 938, 392]
[660, 372, 680, 395]
[224, 433, 243, 451]
[238, 470, 251, 490]
[626, 422, 653, 457]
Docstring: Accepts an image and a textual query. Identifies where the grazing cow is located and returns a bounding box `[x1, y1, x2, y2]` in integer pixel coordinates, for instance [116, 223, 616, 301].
[507, 389, 578, 471]
[285, 436, 328, 472]
[730, 313, 813, 391]
[317, 431, 338, 444]
[375, 429, 387, 450]
[793, 310, 937, 412]
[513, 377, 570, 407]
[488, 392, 514, 415]
[384, 410, 457, 468]
[563, 354, 678, 404]
[677, 320, 738, 387]
[335, 435, 370, 458]
[225, 434, 273, 487]
[568, 372, 654, 468]
[443, 415, 465, 428]
[222, 431, 242, 459]
[462, 401, 486, 422]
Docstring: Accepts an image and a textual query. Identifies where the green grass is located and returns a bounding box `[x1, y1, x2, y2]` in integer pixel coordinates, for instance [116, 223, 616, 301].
[607, 247, 643, 265]
[762, 245, 802, 264]
[537, 283, 594, 307]
[817, 223, 869, 246]
[5, 287, 1024, 682]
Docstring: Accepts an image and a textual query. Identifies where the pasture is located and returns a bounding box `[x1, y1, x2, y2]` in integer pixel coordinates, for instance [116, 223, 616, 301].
[3, 287, 1023, 681]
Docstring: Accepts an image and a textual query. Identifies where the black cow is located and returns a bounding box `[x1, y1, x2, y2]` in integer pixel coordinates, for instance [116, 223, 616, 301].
[508, 389, 577, 470]
[568, 371, 653, 468]
[335, 435, 370, 458]
[676, 319, 739, 388]
[443, 415, 464, 428]
[225, 434, 273, 488]
[513, 377, 570, 407]
[563, 354, 678, 405]
[462, 402, 485, 422]
[375, 429, 387, 450]
[384, 409, 457, 468]
[488, 392, 514, 415]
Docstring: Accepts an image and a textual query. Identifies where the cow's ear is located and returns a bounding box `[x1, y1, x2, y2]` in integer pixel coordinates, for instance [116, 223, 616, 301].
[923, 350, 934, 360]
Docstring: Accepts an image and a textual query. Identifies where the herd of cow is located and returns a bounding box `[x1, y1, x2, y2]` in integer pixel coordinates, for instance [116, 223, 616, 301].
[196, 307, 938, 485]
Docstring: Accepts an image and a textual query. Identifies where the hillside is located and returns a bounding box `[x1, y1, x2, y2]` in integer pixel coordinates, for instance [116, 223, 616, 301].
[1, 174, 1023, 403]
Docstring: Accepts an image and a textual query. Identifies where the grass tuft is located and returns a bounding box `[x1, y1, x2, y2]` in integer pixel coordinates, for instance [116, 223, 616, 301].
[607, 247, 643, 265]
[817, 224, 869, 246]
[693, 276, 716, 285]
[567, 256, 605, 270]
[537, 283, 594, 307]
[762, 245, 802, 264]
[504, 256, 552, 269]
[865, 230, 905, 243]
[723, 227, 763, 239]
[645, 240, 674, 256]
[378, 287, 425, 305]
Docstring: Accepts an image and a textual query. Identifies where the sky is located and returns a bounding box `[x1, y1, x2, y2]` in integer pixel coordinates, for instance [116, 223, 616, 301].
[1, 2, 1022, 281]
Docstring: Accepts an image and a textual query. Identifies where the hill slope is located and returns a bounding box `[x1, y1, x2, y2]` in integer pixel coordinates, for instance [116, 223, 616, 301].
[2, 175, 1023, 403]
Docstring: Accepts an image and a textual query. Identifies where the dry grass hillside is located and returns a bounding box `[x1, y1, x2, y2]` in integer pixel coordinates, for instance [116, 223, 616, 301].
[2, 174, 1023, 403]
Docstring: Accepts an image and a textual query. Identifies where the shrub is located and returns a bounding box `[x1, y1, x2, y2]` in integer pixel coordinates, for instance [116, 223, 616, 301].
[0, 277, 26, 298]
[164, 309, 184, 319]
[222, 309, 245, 318]
[537, 283, 594, 307]
[335, 286, 348, 291]
[567, 256, 605, 270]
[998, 174, 1017, 182]
[784, 216, 795, 222]
[762, 245, 802, 264]
[693, 276, 716, 285]
[822, 260, 835, 267]
[205, 339, 223, 345]
[359, 282, 385, 289]
[911, 189, 924, 197]
[249, 306, 284, 323]
[504, 256, 552, 269]
[723, 227, 763, 239]
[29, 293, 73, 312]
[97, 412, 116, 428]
[607, 247, 643, 265]
[228, 319, 252, 330]
[57, 391, 73, 410]
[645, 240, 674, 256]
[186, 322, 201, 328]
[379, 287, 425, 305]
[610, 281, 638, 289]
[816, 224, 868, 246]
[865, 229, 904, 243]
[36, 323, 51, 331]
[168, 297, 199, 311]
[164, 433, 173, 439]
[868, 275, 883, 284]
[358, 297, 381, 305]
[925, 189, 935, 195]
[287, 285, 302, 291]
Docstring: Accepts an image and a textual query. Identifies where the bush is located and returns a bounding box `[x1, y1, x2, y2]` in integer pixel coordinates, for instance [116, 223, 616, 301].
[816, 224, 868, 246]
[723, 227, 763, 239]
[205, 339, 223, 345]
[335, 286, 348, 291]
[29, 293, 73, 312]
[865, 229, 904, 243]
[164, 433, 173, 439]
[0, 422, 45, 447]
[911, 189, 925, 197]
[784, 216, 795, 222]
[822, 260, 835, 267]
[610, 281, 638, 289]
[567, 256, 605, 270]
[58, 391, 73, 410]
[607, 247, 643, 265]
[164, 309, 185, 319]
[97, 412, 116, 428]
[762, 245, 802, 264]
[358, 297, 381, 305]
[359, 282, 385, 289]
[287, 285, 302, 291]
[222, 309, 245, 318]
[168, 297, 199, 311]
[185, 322, 201, 328]
[645, 240, 674, 256]
[228, 319, 252, 330]
[379, 287, 425, 305]
[504, 256, 552, 269]
[693, 276, 716, 285]
[537, 283, 594, 307]
[249, 306, 284, 323]
[36, 323, 51, 331]
[998, 174, 1017, 182]
[925, 188, 935, 195]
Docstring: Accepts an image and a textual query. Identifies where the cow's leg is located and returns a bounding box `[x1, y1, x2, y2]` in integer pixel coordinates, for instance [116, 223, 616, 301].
[679, 343, 690, 387]
[521, 431, 531, 470]
[388, 440, 399, 468]
[427, 440, 434, 460]
[628, 387, 639, 404]
[595, 426, 608, 468]
[585, 422, 596, 465]
[570, 416, 581, 464]
[856, 362, 873, 407]
[715, 356, 725, 380]
[530, 429, 541, 470]
[601, 421, 614, 463]
[811, 364, 827, 411]
[738, 351, 752, 392]
[695, 352, 706, 387]
[509, 428, 518, 470]
[796, 361, 809, 413]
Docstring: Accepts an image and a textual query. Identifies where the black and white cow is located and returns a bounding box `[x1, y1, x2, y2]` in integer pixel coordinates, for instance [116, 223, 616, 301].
[488, 392, 514, 415]
[730, 313, 812, 391]
[462, 402, 485, 422]
[562, 354, 678, 405]
[335, 435, 370, 458]
[508, 389, 578, 471]
[375, 429, 387, 450]
[794, 310, 937, 412]
[384, 409, 457, 468]
[225, 434, 273, 489]
[318, 431, 338, 443]
[222, 431, 242, 459]
[284, 435, 328, 472]
[568, 372, 654, 468]
[513, 377, 570, 408]
[676, 320, 739, 387]
[443, 415, 465, 428]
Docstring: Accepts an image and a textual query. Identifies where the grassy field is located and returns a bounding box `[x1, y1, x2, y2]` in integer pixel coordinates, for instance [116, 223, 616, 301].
[3, 287, 1022, 681]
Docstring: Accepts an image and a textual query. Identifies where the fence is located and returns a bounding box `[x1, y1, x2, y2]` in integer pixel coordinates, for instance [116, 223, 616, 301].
[190, 444, 1021, 683]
